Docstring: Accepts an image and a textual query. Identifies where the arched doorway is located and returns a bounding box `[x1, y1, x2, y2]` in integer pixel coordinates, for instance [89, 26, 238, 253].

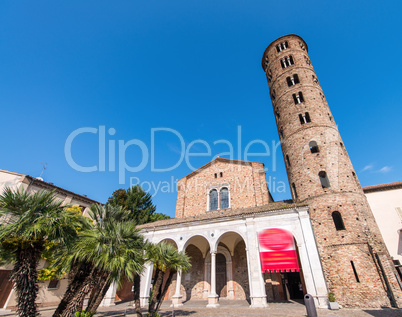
[213, 231, 250, 301]
[258, 228, 306, 301]
[216, 253, 227, 297]
[181, 235, 210, 302]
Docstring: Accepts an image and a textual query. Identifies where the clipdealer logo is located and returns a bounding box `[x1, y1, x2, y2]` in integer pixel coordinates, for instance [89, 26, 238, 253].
[64, 125, 287, 194]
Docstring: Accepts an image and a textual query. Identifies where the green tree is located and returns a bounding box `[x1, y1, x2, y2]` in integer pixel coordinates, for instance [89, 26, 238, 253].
[52, 204, 146, 317]
[107, 186, 169, 225]
[146, 242, 191, 316]
[0, 188, 89, 317]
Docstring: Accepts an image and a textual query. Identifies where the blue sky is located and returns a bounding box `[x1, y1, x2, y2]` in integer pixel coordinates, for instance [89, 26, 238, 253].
[1, 1, 401, 218]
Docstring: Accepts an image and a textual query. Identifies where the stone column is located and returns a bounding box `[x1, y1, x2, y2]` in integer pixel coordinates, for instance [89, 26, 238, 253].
[204, 259, 211, 298]
[297, 208, 328, 308]
[171, 270, 183, 307]
[140, 262, 154, 307]
[207, 251, 219, 307]
[245, 219, 268, 307]
[99, 283, 117, 307]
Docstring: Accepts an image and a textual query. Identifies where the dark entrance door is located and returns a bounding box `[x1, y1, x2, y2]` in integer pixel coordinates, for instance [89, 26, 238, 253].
[215, 253, 227, 297]
[0, 270, 13, 308]
[282, 272, 304, 300]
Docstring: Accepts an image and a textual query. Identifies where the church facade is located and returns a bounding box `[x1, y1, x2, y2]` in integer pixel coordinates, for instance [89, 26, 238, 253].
[125, 34, 402, 309]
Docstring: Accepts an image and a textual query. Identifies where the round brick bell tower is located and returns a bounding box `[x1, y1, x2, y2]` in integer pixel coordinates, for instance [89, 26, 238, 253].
[261, 34, 402, 307]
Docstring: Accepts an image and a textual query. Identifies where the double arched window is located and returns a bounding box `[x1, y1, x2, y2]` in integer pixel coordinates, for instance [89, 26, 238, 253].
[209, 187, 230, 211]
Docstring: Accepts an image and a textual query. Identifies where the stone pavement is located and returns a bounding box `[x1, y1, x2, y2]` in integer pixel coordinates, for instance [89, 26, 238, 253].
[2, 300, 402, 317]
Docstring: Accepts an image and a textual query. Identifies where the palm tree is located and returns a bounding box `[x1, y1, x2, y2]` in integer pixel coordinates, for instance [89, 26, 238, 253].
[53, 204, 146, 317]
[0, 187, 89, 317]
[147, 242, 191, 316]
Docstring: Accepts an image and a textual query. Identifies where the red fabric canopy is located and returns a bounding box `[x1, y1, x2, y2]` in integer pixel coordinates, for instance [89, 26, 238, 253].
[258, 228, 299, 273]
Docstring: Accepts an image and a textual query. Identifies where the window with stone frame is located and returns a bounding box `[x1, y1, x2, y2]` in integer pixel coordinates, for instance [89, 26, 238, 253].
[220, 187, 229, 209]
[209, 189, 218, 211]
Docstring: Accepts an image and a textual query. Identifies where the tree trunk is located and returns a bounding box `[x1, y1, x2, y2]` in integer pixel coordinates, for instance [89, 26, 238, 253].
[52, 261, 93, 317]
[61, 267, 100, 317]
[133, 274, 142, 317]
[86, 272, 111, 314]
[155, 271, 174, 313]
[148, 269, 163, 315]
[11, 243, 42, 317]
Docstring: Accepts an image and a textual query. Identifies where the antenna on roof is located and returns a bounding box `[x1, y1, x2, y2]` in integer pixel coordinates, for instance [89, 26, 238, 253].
[38, 162, 47, 179]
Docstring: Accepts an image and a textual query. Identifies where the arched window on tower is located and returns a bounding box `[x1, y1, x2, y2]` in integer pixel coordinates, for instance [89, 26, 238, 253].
[263, 56, 269, 70]
[299, 112, 311, 124]
[332, 211, 345, 230]
[286, 155, 291, 166]
[293, 92, 304, 104]
[286, 74, 300, 87]
[292, 183, 298, 200]
[271, 89, 276, 100]
[319, 171, 330, 188]
[309, 141, 319, 153]
[281, 55, 294, 68]
[352, 171, 360, 187]
[267, 70, 273, 83]
[275, 109, 280, 119]
[280, 127, 284, 138]
[209, 189, 218, 211]
[220, 187, 229, 209]
[276, 41, 288, 52]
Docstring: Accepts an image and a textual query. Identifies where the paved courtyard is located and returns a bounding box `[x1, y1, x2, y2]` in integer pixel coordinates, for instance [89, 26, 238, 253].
[3, 300, 402, 317]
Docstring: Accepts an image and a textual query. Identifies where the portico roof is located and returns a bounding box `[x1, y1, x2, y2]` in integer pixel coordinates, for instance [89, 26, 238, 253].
[139, 200, 307, 230]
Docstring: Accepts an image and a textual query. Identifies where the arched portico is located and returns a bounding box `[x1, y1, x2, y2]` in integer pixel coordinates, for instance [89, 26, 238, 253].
[139, 238, 180, 307]
[136, 206, 328, 309]
[170, 235, 211, 307]
[205, 245, 234, 299]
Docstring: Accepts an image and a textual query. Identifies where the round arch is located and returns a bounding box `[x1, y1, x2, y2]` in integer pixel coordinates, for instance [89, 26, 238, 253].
[181, 235, 211, 302]
[183, 234, 211, 256]
[153, 237, 179, 248]
[214, 230, 247, 253]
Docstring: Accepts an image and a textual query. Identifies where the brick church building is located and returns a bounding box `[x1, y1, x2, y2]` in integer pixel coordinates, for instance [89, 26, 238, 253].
[101, 35, 402, 309]
[2, 35, 400, 312]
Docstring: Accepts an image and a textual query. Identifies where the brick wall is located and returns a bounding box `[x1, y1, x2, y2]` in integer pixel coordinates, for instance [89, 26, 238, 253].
[180, 245, 205, 301]
[233, 240, 249, 300]
[175, 158, 270, 218]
